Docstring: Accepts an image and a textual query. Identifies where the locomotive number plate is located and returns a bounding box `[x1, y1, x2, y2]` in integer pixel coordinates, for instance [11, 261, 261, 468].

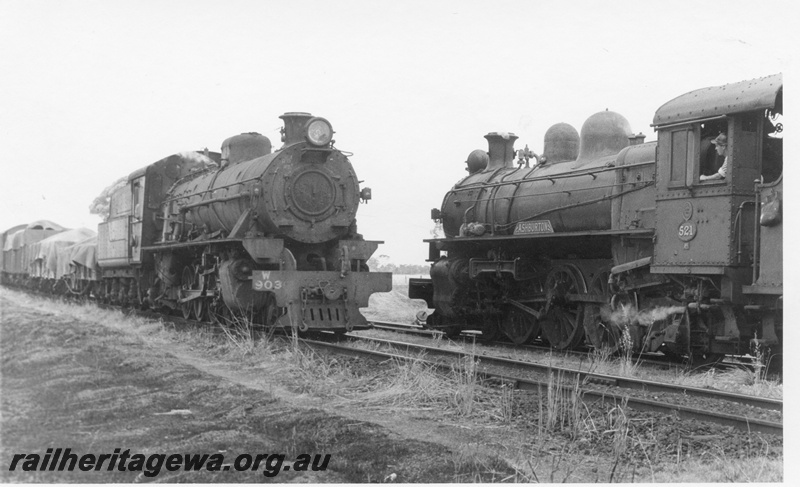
[252, 271, 284, 291]
[514, 220, 555, 235]
[677, 222, 697, 242]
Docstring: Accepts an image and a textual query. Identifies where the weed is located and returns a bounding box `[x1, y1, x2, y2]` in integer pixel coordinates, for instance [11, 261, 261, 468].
[541, 368, 584, 437]
[606, 401, 630, 459]
[451, 348, 479, 417]
[431, 330, 443, 347]
[496, 382, 514, 423]
[750, 332, 770, 385]
[451, 443, 498, 482]
[217, 311, 256, 355]
[617, 324, 640, 377]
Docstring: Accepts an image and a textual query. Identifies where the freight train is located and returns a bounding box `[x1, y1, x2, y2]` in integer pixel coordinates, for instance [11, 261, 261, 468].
[410, 75, 783, 361]
[2, 112, 391, 332]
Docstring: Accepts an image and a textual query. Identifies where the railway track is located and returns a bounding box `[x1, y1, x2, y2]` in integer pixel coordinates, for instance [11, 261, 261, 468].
[368, 320, 716, 371]
[304, 333, 782, 436]
[9, 288, 782, 436]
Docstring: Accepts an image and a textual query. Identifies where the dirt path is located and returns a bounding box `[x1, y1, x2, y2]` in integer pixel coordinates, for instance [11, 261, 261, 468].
[0, 290, 513, 482]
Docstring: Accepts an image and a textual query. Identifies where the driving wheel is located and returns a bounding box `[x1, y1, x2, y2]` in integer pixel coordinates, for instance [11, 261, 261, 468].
[180, 266, 194, 319]
[582, 269, 621, 352]
[501, 306, 540, 345]
[191, 267, 207, 322]
[541, 265, 587, 350]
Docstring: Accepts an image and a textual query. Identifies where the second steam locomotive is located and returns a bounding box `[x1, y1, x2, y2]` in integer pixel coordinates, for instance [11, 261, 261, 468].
[411, 75, 783, 361]
[3, 112, 390, 332]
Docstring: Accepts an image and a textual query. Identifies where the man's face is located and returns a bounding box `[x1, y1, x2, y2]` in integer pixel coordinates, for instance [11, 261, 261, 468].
[715, 143, 727, 156]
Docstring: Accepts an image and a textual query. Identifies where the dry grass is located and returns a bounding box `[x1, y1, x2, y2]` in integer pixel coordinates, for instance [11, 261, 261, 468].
[2, 288, 782, 483]
[652, 452, 783, 482]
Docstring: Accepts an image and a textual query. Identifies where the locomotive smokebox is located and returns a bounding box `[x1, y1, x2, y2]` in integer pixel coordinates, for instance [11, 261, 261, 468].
[542, 123, 580, 164]
[221, 133, 272, 166]
[577, 111, 632, 162]
[484, 132, 518, 171]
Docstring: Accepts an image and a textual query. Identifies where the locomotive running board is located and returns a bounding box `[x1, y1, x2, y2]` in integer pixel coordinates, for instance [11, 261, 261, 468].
[423, 228, 654, 243]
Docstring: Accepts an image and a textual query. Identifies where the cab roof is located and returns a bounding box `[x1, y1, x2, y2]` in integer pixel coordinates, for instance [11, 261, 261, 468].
[653, 74, 782, 128]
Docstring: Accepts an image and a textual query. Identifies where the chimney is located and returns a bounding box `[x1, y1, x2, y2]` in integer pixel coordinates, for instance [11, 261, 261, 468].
[484, 132, 518, 171]
[279, 112, 314, 145]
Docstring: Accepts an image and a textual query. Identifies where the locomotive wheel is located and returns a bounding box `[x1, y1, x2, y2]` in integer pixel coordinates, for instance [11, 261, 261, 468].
[191, 268, 207, 322]
[583, 270, 621, 353]
[193, 297, 207, 322]
[135, 279, 148, 310]
[180, 266, 194, 320]
[148, 279, 166, 311]
[541, 307, 586, 350]
[501, 307, 540, 345]
[541, 265, 586, 350]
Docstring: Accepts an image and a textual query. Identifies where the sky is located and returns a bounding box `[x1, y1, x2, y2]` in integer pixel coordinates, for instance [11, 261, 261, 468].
[0, 0, 795, 267]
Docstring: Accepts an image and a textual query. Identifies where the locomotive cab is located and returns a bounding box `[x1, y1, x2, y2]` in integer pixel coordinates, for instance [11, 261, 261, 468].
[650, 74, 783, 353]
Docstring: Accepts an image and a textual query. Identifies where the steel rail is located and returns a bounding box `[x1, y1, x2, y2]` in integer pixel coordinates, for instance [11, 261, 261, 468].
[302, 338, 782, 437]
[356, 330, 782, 413]
[370, 321, 706, 374]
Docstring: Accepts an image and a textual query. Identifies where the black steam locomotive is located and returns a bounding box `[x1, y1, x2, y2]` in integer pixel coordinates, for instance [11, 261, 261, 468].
[410, 75, 783, 361]
[3, 113, 391, 332]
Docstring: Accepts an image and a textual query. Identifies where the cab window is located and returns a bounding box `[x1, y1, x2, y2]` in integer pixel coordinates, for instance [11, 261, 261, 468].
[698, 119, 728, 183]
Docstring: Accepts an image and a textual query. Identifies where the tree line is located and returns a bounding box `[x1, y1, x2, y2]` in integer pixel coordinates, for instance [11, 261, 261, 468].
[366, 257, 429, 275]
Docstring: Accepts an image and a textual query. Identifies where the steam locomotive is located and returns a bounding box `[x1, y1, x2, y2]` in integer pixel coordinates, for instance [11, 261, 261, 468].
[410, 75, 783, 360]
[2, 113, 391, 332]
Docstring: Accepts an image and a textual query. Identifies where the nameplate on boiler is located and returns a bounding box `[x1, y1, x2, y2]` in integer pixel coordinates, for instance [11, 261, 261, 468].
[513, 220, 554, 235]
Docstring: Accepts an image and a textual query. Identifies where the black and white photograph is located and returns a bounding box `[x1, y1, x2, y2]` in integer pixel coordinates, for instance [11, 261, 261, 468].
[0, 0, 792, 483]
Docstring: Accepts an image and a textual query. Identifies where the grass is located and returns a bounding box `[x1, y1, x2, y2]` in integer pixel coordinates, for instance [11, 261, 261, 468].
[651, 449, 783, 482]
[2, 287, 783, 483]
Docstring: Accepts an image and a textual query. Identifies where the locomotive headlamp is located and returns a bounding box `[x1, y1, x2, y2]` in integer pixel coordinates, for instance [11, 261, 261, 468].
[305, 117, 334, 147]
